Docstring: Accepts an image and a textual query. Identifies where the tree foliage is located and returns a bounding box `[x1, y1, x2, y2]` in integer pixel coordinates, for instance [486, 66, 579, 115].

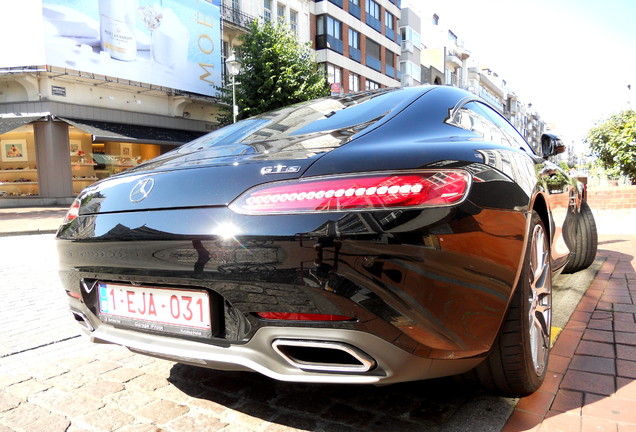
[217, 20, 329, 125]
[587, 110, 636, 182]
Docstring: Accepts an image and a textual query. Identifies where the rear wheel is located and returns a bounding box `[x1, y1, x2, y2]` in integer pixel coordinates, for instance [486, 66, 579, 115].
[470, 211, 552, 395]
[562, 201, 598, 274]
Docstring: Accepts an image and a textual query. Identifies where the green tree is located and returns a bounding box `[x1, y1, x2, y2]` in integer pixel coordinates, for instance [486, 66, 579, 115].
[217, 20, 329, 125]
[586, 110, 636, 182]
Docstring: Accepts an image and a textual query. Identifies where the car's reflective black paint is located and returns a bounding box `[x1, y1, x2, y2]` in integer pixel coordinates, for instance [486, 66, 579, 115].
[57, 86, 595, 391]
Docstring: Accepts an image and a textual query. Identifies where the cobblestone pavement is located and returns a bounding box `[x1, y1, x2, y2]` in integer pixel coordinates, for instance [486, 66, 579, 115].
[1, 234, 519, 432]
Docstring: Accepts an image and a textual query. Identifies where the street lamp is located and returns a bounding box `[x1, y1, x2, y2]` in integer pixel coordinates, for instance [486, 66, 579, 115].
[225, 50, 242, 123]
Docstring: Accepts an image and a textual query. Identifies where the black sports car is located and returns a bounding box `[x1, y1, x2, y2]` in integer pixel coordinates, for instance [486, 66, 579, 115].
[57, 85, 598, 395]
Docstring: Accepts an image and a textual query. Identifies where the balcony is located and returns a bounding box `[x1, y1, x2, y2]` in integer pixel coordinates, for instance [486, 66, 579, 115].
[221, 4, 257, 31]
[401, 74, 414, 87]
[349, 47, 361, 63]
[366, 14, 382, 33]
[366, 55, 381, 72]
[401, 40, 413, 53]
[348, 1, 360, 19]
[316, 34, 344, 54]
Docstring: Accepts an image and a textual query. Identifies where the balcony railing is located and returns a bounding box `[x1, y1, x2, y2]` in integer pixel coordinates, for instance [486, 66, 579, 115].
[366, 55, 381, 72]
[349, 47, 361, 63]
[365, 14, 382, 32]
[385, 65, 395, 79]
[385, 27, 395, 43]
[222, 4, 256, 30]
[348, 1, 361, 19]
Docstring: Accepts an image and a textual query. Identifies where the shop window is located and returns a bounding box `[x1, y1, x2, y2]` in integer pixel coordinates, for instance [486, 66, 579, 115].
[0, 129, 39, 197]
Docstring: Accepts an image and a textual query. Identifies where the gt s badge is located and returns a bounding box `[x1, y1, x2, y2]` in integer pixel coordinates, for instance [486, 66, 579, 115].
[261, 165, 301, 175]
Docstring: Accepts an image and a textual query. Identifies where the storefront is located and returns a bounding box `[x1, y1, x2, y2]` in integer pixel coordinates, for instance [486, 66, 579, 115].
[0, 113, 209, 206]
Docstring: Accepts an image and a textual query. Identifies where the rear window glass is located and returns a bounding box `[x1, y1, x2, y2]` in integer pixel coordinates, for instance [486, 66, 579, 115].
[178, 88, 413, 153]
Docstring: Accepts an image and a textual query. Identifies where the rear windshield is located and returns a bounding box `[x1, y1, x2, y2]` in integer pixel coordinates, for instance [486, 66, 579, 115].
[177, 88, 416, 153]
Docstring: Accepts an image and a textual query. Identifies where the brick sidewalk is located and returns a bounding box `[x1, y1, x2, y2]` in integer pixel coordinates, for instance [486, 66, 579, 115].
[504, 235, 636, 431]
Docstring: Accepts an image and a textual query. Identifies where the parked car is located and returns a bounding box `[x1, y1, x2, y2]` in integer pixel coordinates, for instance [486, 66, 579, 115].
[57, 86, 597, 395]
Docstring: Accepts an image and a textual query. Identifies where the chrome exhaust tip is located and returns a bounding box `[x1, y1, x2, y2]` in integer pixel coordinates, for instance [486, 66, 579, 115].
[70, 310, 94, 331]
[272, 339, 376, 373]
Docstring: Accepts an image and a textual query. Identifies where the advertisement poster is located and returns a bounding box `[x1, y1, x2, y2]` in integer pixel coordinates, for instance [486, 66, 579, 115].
[42, 0, 221, 96]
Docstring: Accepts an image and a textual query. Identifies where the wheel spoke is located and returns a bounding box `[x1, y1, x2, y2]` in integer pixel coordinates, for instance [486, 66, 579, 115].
[528, 224, 552, 376]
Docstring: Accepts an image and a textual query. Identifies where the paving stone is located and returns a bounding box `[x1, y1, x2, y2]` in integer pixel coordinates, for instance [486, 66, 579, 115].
[560, 370, 615, 395]
[0, 373, 31, 388]
[29, 388, 105, 417]
[126, 373, 170, 392]
[583, 396, 636, 424]
[5, 378, 50, 399]
[136, 400, 190, 425]
[617, 344, 636, 361]
[167, 412, 228, 432]
[0, 393, 23, 413]
[75, 380, 126, 400]
[0, 402, 51, 430]
[617, 359, 636, 379]
[101, 367, 144, 383]
[575, 340, 615, 358]
[103, 388, 156, 411]
[27, 413, 72, 432]
[569, 355, 616, 375]
[78, 407, 136, 432]
[550, 389, 583, 413]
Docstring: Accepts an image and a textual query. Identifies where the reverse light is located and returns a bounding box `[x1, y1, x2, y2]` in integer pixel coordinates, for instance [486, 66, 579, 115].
[62, 199, 81, 224]
[230, 170, 470, 214]
[256, 312, 356, 322]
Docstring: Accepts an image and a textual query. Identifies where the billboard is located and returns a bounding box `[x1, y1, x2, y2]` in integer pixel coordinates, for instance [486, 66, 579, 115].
[39, 0, 222, 96]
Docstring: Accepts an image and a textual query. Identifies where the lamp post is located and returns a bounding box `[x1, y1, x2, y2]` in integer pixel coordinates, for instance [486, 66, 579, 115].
[225, 50, 242, 123]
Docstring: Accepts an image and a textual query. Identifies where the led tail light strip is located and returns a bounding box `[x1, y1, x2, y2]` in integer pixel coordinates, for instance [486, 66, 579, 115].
[230, 170, 470, 214]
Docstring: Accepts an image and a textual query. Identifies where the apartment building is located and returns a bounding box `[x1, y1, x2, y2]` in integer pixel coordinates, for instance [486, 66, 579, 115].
[397, 8, 422, 87]
[312, 0, 401, 92]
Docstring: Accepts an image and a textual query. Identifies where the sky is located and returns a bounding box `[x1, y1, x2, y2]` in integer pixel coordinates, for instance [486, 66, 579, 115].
[402, 0, 636, 148]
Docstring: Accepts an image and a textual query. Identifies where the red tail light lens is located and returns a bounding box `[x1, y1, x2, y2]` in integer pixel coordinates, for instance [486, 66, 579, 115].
[62, 199, 81, 224]
[230, 170, 470, 214]
[256, 312, 356, 322]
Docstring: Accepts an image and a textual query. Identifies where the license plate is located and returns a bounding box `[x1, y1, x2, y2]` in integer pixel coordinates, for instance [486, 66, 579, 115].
[98, 282, 212, 338]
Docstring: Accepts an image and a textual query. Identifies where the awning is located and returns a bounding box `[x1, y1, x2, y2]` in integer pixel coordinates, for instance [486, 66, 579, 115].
[58, 117, 206, 146]
[0, 115, 45, 135]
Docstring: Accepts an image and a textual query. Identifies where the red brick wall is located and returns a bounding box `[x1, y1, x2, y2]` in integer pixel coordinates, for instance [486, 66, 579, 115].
[587, 186, 636, 210]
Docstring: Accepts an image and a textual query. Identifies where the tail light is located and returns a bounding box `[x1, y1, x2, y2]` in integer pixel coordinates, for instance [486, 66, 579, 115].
[256, 312, 356, 322]
[230, 170, 470, 214]
[62, 199, 81, 224]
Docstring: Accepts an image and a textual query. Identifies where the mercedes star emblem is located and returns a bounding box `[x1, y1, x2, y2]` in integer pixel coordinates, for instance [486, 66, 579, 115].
[129, 178, 155, 203]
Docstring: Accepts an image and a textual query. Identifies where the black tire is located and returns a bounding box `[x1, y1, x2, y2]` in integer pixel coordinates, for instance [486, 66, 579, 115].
[467, 211, 553, 395]
[562, 201, 598, 274]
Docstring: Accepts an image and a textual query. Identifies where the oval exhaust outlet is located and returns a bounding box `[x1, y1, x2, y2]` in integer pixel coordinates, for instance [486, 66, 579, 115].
[272, 339, 376, 373]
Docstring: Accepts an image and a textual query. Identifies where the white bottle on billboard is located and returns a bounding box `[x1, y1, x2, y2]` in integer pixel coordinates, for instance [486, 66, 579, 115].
[99, 0, 137, 61]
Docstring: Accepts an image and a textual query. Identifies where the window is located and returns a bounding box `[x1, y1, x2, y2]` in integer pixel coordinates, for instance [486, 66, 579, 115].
[432, 14, 439, 25]
[400, 26, 421, 50]
[366, 38, 380, 60]
[277, 3, 285, 22]
[348, 29, 359, 50]
[290, 9, 298, 33]
[365, 0, 381, 32]
[327, 16, 342, 39]
[386, 50, 394, 68]
[448, 30, 458, 44]
[264, 0, 272, 21]
[350, 0, 359, 4]
[365, 79, 380, 90]
[349, 72, 360, 92]
[384, 11, 394, 30]
[365, 38, 381, 71]
[325, 63, 342, 85]
[400, 61, 421, 79]
[316, 15, 343, 53]
[366, 0, 380, 20]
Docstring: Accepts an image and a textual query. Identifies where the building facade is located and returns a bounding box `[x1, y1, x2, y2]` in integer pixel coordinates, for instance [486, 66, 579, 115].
[312, 0, 401, 92]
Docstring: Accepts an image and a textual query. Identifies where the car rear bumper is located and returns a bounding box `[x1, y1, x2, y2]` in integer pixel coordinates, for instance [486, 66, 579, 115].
[69, 301, 482, 384]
